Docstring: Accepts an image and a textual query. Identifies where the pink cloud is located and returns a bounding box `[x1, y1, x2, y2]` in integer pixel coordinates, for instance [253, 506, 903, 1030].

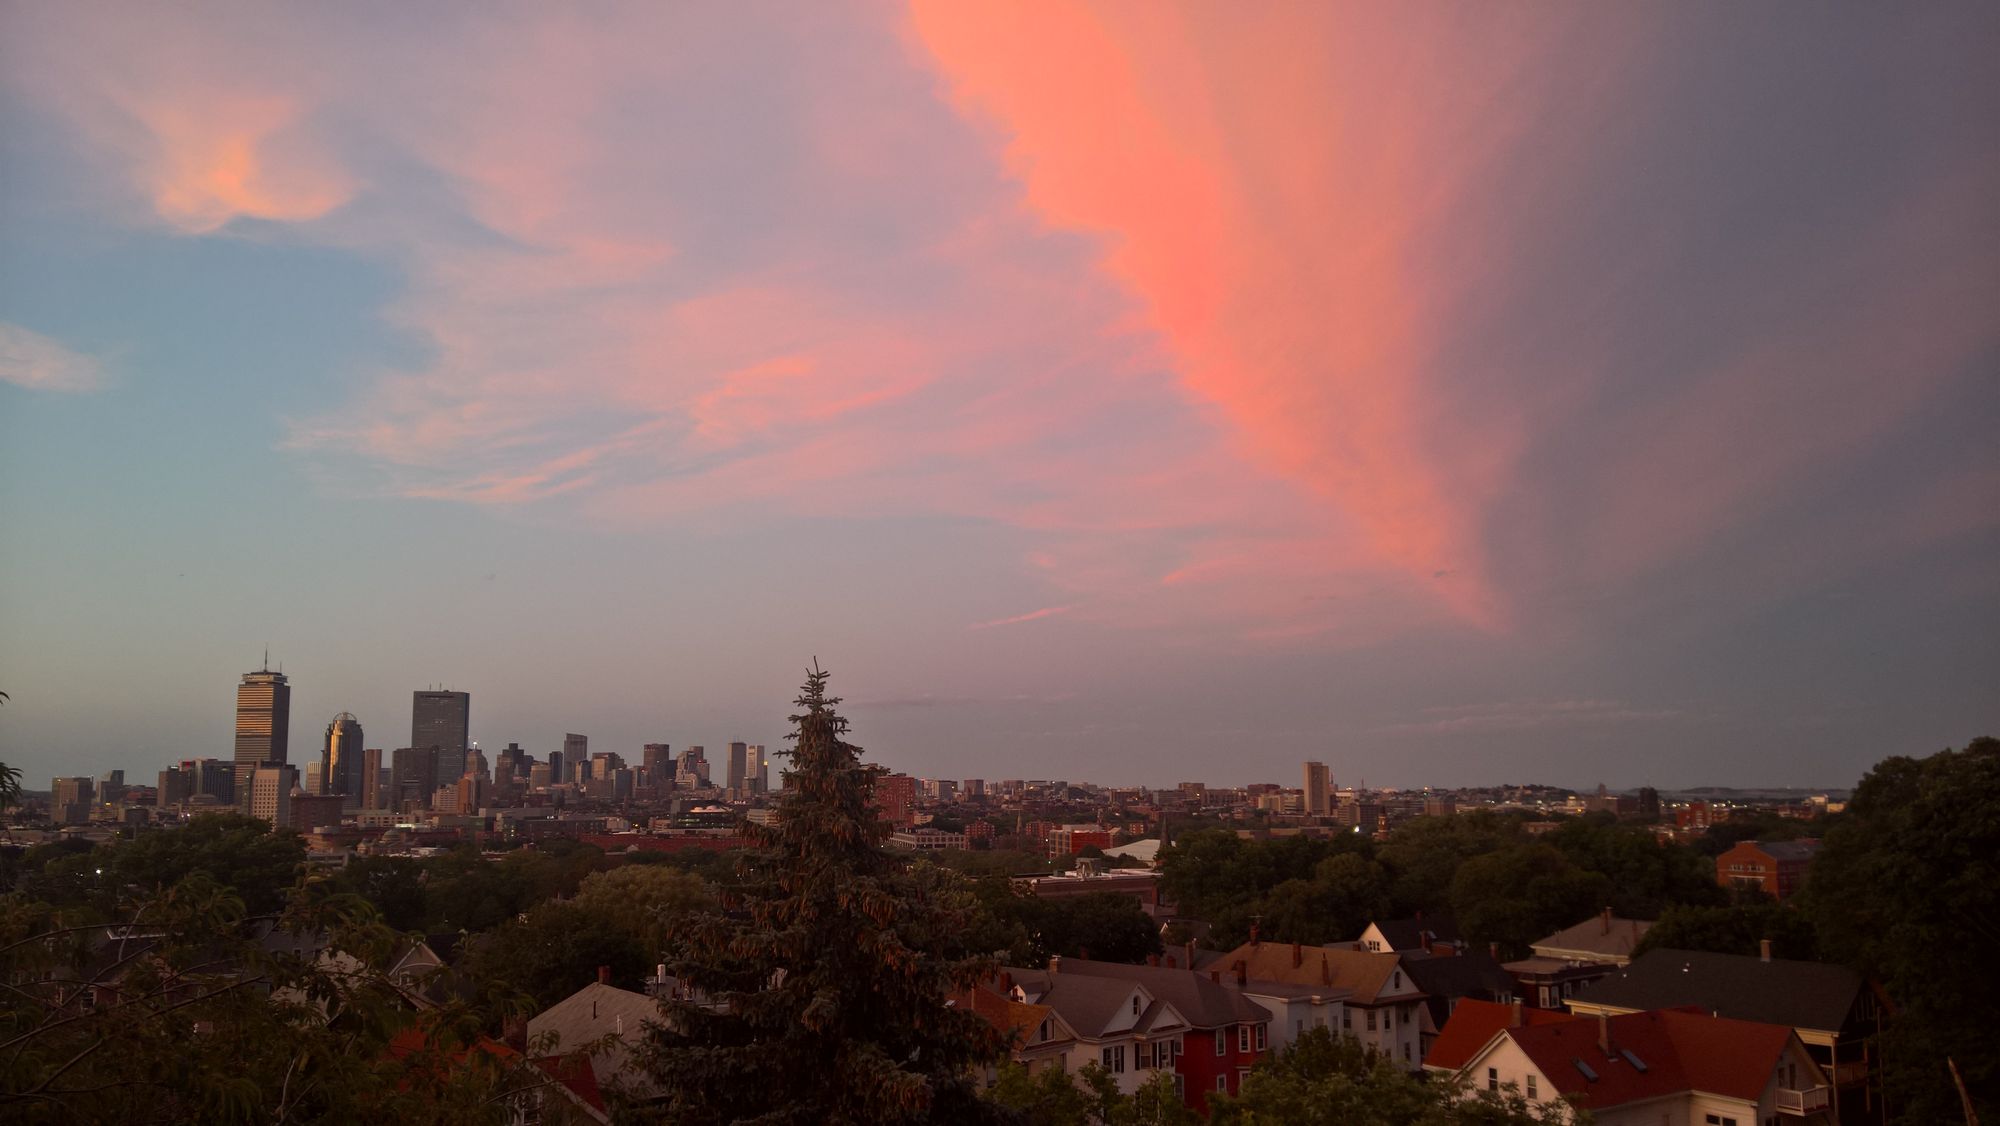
[968, 605, 1073, 631]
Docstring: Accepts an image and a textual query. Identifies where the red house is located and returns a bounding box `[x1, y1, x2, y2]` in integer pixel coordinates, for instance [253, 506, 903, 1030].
[1716, 839, 1820, 901]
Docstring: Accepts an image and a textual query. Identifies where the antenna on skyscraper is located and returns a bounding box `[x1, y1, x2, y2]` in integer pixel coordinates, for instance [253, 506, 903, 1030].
[263, 646, 269, 672]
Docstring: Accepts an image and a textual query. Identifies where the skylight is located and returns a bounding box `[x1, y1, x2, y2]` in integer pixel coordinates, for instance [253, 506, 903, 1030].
[1620, 1049, 1648, 1072]
[1573, 1059, 1599, 1082]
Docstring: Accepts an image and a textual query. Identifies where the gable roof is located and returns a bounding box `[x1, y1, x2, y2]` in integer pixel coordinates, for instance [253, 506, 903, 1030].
[1033, 957, 1268, 1029]
[1568, 948, 1863, 1034]
[955, 983, 1059, 1047]
[1368, 913, 1462, 952]
[1738, 839, 1822, 862]
[526, 981, 661, 1097]
[1424, 999, 1581, 1071]
[1007, 967, 1170, 1039]
[1214, 941, 1417, 1005]
[1488, 1008, 1800, 1111]
[1531, 913, 1652, 962]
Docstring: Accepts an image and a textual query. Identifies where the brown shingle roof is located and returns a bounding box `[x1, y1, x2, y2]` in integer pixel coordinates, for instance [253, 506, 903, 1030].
[1214, 941, 1415, 1005]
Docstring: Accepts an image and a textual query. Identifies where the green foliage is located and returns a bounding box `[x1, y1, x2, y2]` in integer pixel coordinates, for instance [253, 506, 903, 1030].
[1541, 820, 1722, 918]
[326, 855, 430, 932]
[1631, 902, 1818, 960]
[974, 880, 1163, 966]
[1449, 844, 1609, 959]
[1159, 829, 1376, 948]
[1208, 1028, 1586, 1125]
[571, 863, 715, 953]
[635, 665, 1009, 1124]
[422, 842, 601, 933]
[103, 813, 307, 914]
[1375, 812, 1524, 915]
[1803, 737, 1998, 1125]
[985, 1061, 1096, 1125]
[459, 899, 652, 1016]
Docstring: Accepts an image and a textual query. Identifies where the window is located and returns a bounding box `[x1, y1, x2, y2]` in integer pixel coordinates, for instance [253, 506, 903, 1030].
[1366, 1010, 1377, 1032]
[1216, 1075, 1228, 1092]
[1174, 1075, 1184, 1100]
[1342, 1009, 1352, 1030]
[1488, 1067, 1499, 1093]
[1103, 1047, 1115, 1071]
[1297, 1020, 1305, 1036]
[1367, 939, 1381, 951]
[1115, 1046, 1125, 1074]
[1403, 1043, 1412, 1062]
[1255, 1024, 1267, 1051]
[1526, 1074, 1537, 1099]
[1239, 1025, 1251, 1053]
[1704, 1116, 1737, 1126]
[1215, 1031, 1226, 1056]
[1393, 972, 1402, 990]
[1131, 995, 1140, 1016]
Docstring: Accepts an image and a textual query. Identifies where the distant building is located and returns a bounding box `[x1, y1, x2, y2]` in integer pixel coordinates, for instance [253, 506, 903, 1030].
[1716, 839, 1821, 901]
[51, 776, 93, 823]
[412, 690, 470, 783]
[360, 747, 383, 810]
[1529, 909, 1652, 967]
[888, 828, 968, 851]
[324, 712, 364, 799]
[562, 733, 589, 782]
[642, 743, 673, 786]
[1048, 824, 1115, 858]
[391, 746, 437, 811]
[1303, 761, 1330, 816]
[751, 745, 770, 792]
[248, 764, 299, 827]
[727, 742, 748, 794]
[875, 773, 917, 827]
[233, 664, 291, 799]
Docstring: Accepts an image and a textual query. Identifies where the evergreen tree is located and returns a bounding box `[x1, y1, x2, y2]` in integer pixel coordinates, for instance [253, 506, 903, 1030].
[633, 664, 1009, 1124]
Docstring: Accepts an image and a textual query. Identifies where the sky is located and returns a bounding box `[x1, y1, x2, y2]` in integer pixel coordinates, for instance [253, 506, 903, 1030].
[1, 2, 1995, 792]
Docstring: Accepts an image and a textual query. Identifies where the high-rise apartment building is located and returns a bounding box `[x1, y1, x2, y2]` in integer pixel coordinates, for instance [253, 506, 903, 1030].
[1303, 761, 1330, 816]
[727, 742, 748, 793]
[411, 690, 471, 784]
[324, 712, 364, 799]
[233, 664, 291, 798]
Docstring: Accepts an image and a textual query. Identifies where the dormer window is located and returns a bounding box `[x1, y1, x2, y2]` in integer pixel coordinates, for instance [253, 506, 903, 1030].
[1131, 995, 1140, 1016]
[1393, 972, 1402, 990]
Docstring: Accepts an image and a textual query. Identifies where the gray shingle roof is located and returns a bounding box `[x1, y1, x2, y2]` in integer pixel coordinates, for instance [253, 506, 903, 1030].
[1568, 948, 1863, 1034]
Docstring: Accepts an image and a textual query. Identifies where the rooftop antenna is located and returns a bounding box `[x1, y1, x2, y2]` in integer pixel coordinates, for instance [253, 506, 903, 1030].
[262, 646, 269, 672]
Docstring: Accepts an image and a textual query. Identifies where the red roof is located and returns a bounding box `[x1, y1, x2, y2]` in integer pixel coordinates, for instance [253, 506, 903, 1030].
[1497, 1009, 1795, 1110]
[1425, 1000, 1582, 1071]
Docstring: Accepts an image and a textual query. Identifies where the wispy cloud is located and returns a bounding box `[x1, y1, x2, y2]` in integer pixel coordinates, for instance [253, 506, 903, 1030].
[967, 605, 1073, 631]
[1373, 699, 1687, 737]
[0, 324, 105, 392]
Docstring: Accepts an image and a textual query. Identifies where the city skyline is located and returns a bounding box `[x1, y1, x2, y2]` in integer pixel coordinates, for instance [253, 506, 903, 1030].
[2, 5, 1996, 792]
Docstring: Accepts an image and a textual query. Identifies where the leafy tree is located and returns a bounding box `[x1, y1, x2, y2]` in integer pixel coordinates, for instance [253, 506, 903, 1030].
[977, 883, 1162, 966]
[634, 665, 1009, 1124]
[984, 1061, 1095, 1125]
[458, 899, 652, 1016]
[1631, 903, 1818, 961]
[1449, 844, 1609, 958]
[1804, 737, 1998, 1124]
[1377, 812, 1523, 916]
[104, 813, 306, 914]
[1259, 853, 1393, 946]
[570, 864, 714, 955]
[1543, 820, 1721, 918]
[328, 855, 430, 932]
[1208, 1027, 1585, 1125]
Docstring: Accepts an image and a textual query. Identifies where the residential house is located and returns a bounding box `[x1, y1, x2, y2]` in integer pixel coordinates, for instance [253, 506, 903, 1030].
[1211, 939, 1429, 1070]
[1357, 912, 1464, 955]
[1567, 946, 1883, 1125]
[1397, 948, 1520, 1061]
[527, 971, 664, 1102]
[1422, 999, 1582, 1075]
[1715, 840, 1821, 902]
[1452, 1007, 1834, 1125]
[1531, 909, 1654, 967]
[1004, 955, 1270, 1115]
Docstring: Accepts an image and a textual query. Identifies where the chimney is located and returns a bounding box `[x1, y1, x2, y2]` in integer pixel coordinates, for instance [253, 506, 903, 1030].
[1148, 953, 1161, 967]
[1165, 955, 1178, 969]
[1185, 940, 1196, 968]
[1000, 971, 1013, 993]
[1233, 959, 1247, 987]
[1597, 1012, 1610, 1055]
[597, 964, 611, 986]
[1048, 955, 1062, 974]
[1760, 938, 1772, 963]
[1250, 923, 1261, 947]
[1600, 907, 1611, 935]
[1320, 953, 1331, 987]
[1292, 941, 1303, 968]
[1510, 1000, 1523, 1028]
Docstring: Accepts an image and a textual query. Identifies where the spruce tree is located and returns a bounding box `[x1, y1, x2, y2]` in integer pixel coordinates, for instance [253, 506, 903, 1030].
[633, 663, 1009, 1124]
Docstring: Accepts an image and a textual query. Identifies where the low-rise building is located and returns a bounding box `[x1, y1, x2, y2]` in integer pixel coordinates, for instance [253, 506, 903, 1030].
[1715, 839, 1821, 901]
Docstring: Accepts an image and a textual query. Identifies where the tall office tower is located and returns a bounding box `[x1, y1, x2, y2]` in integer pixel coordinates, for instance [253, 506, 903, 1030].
[963, 779, 986, 800]
[189, 758, 234, 804]
[466, 746, 490, 781]
[562, 733, 588, 776]
[751, 745, 770, 793]
[411, 690, 471, 784]
[233, 664, 292, 798]
[1303, 761, 1330, 816]
[324, 713, 364, 799]
[642, 743, 672, 784]
[527, 762, 552, 789]
[157, 766, 192, 807]
[391, 746, 438, 810]
[727, 742, 748, 794]
[678, 746, 709, 787]
[249, 764, 299, 827]
[547, 750, 564, 785]
[303, 761, 325, 795]
[496, 742, 526, 785]
[360, 747, 383, 809]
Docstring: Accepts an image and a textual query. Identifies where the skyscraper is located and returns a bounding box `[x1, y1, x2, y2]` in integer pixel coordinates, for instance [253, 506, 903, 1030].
[233, 664, 291, 801]
[249, 763, 299, 827]
[562, 734, 588, 783]
[360, 747, 383, 810]
[324, 712, 364, 800]
[643, 743, 673, 786]
[412, 690, 470, 783]
[391, 746, 437, 810]
[727, 741, 748, 794]
[1303, 761, 1330, 817]
[750, 744, 769, 793]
